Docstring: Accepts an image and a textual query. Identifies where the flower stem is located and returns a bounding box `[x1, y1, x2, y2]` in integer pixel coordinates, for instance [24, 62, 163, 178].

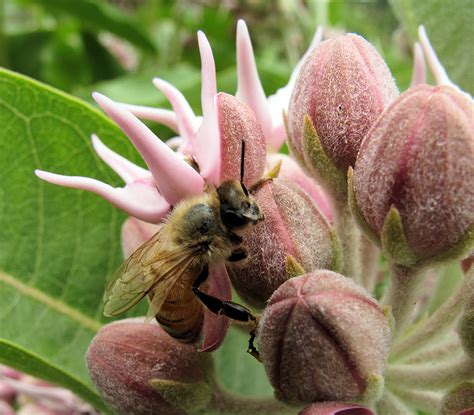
[390, 272, 468, 359]
[385, 355, 474, 390]
[332, 196, 360, 281]
[387, 386, 442, 413]
[401, 336, 463, 364]
[376, 389, 417, 415]
[359, 236, 380, 293]
[203, 387, 296, 415]
[381, 264, 425, 335]
[423, 262, 464, 315]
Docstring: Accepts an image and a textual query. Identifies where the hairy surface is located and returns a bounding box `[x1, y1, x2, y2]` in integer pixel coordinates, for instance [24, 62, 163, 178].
[354, 85, 474, 258]
[288, 33, 398, 172]
[259, 271, 391, 403]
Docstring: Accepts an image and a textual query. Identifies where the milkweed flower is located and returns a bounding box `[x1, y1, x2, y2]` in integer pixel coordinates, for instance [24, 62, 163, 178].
[34, 31, 269, 352]
[123, 19, 333, 222]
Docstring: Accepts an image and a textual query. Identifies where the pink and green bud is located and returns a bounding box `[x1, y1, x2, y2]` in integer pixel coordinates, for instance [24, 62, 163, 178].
[86, 319, 214, 415]
[258, 271, 391, 404]
[287, 33, 398, 190]
[228, 179, 339, 308]
[438, 382, 474, 415]
[350, 84, 474, 267]
[299, 402, 374, 415]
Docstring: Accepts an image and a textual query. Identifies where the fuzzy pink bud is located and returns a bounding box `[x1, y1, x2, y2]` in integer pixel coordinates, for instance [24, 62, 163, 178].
[287, 33, 398, 174]
[228, 179, 339, 308]
[352, 85, 474, 265]
[86, 319, 213, 415]
[259, 271, 391, 404]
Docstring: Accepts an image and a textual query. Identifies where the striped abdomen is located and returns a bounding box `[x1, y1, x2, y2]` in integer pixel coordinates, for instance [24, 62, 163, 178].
[153, 271, 203, 343]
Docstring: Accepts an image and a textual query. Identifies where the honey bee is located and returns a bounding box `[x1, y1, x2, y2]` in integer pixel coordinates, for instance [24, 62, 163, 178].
[103, 143, 264, 358]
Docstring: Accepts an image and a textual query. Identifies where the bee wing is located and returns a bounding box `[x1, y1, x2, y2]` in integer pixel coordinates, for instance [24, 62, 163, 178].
[104, 229, 199, 317]
[104, 229, 166, 316]
[144, 252, 198, 322]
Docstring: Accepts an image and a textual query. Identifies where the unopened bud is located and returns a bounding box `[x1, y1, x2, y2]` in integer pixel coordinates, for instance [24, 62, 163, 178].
[351, 84, 474, 267]
[86, 319, 213, 415]
[259, 271, 391, 404]
[228, 179, 339, 308]
[287, 33, 398, 192]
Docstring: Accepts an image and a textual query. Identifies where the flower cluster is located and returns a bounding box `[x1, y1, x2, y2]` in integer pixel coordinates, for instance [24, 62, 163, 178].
[35, 20, 473, 415]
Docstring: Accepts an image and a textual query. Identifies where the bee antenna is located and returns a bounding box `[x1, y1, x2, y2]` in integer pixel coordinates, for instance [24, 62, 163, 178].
[240, 140, 246, 184]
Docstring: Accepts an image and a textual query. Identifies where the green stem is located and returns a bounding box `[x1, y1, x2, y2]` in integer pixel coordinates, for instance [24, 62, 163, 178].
[401, 336, 463, 364]
[390, 274, 467, 359]
[376, 389, 417, 415]
[424, 262, 464, 315]
[385, 355, 474, 390]
[387, 386, 443, 413]
[203, 387, 296, 415]
[381, 264, 425, 336]
[333, 196, 360, 281]
[359, 236, 380, 293]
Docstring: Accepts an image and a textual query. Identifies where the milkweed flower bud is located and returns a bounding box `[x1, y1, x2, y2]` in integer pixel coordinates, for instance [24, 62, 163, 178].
[228, 179, 339, 308]
[287, 33, 398, 191]
[350, 84, 474, 266]
[86, 319, 214, 415]
[259, 271, 391, 404]
[299, 402, 374, 415]
[438, 382, 474, 415]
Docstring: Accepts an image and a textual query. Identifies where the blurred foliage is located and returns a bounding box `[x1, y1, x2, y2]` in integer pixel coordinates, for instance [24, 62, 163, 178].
[1, 0, 419, 109]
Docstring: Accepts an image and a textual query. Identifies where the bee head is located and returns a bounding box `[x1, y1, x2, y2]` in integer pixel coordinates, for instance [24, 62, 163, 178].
[217, 180, 262, 230]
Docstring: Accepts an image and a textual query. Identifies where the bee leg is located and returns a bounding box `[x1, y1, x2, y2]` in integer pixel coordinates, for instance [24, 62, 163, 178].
[227, 248, 248, 262]
[228, 231, 243, 245]
[247, 328, 262, 362]
[192, 270, 261, 360]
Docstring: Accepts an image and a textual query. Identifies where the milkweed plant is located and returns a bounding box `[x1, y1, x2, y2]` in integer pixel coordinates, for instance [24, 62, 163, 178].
[0, 15, 473, 415]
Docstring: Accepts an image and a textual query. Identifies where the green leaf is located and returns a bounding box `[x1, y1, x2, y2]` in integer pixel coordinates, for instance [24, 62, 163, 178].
[389, 0, 474, 94]
[27, 0, 156, 52]
[0, 68, 145, 408]
[0, 340, 108, 412]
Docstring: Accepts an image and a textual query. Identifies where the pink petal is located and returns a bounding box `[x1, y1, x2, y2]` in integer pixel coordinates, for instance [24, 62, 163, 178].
[152, 77, 200, 152]
[35, 170, 170, 223]
[91, 134, 149, 183]
[93, 92, 204, 205]
[121, 217, 161, 258]
[119, 104, 179, 132]
[198, 262, 232, 352]
[216, 93, 266, 187]
[235, 19, 273, 144]
[410, 42, 426, 87]
[266, 26, 323, 150]
[418, 26, 459, 90]
[194, 32, 221, 184]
